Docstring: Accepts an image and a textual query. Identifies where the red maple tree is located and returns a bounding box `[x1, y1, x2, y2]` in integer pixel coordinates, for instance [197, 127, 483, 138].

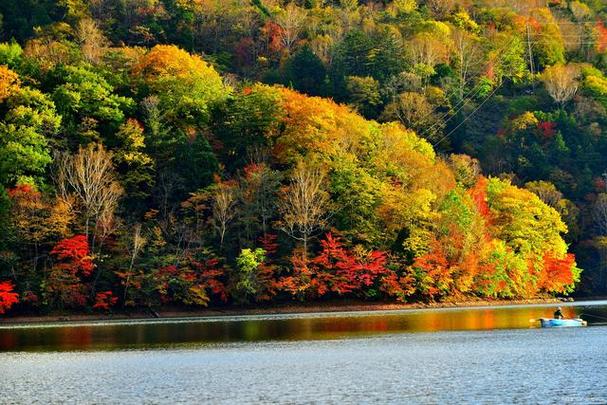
[50, 235, 95, 277]
[93, 291, 118, 311]
[45, 235, 95, 308]
[0, 281, 19, 315]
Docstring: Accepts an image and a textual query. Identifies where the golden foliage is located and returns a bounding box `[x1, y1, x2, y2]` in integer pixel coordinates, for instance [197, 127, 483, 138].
[133, 44, 222, 84]
[0, 66, 20, 102]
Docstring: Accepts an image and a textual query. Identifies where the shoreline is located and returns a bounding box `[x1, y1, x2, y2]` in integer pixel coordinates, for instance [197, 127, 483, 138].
[1, 296, 595, 325]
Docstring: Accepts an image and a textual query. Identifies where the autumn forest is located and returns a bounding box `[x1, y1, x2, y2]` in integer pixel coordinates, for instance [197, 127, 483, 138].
[2, 0, 607, 315]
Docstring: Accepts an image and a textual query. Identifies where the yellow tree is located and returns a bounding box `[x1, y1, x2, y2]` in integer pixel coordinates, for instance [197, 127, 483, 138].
[76, 18, 109, 64]
[0, 66, 20, 102]
[133, 45, 229, 124]
[542, 64, 580, 105]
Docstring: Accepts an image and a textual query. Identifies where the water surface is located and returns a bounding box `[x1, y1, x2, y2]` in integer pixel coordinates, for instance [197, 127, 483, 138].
[2, 301, 607, 404]
[1, 300, 606, 351]
[2, 328, 607, 404]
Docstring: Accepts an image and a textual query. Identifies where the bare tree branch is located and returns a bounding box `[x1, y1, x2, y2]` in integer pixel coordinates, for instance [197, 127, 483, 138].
[279, 161, 330, 261]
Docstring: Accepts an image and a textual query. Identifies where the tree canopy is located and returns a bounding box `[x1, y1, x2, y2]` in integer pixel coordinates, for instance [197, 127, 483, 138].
[2, 0, 604, 315]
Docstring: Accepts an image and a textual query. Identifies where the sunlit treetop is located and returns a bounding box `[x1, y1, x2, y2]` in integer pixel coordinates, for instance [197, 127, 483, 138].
[133, 45, 226, 93]
[0, 65, 20, 102]
[132, 45, 230, 124]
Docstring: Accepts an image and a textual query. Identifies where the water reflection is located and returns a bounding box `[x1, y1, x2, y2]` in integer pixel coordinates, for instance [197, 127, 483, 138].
[1, 301, 606, 351]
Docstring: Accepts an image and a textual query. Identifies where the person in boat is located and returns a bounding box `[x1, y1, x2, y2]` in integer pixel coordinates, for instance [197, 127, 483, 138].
[553, 306, 564, 319]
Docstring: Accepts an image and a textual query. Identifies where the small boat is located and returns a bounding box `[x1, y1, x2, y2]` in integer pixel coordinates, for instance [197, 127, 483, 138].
[539, 318, 587, 328]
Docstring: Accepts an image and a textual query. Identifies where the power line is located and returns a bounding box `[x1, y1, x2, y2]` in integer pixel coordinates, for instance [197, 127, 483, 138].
[419, 35, 520, 138]
[421, 80, 487, 136]
[413, 20, 602, 142]
[432, 81, 504, 148]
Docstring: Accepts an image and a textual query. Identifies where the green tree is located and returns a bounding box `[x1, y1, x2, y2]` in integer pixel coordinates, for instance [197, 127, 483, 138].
[211, 85, 282, 171]
[0, 87, 61, 186]
[51, 65, 134, 147]
[282, 45, 327, 96]
[332, 28, 406, 94]
[345, 76, 381, 118]
[133, 45, 229, 128]
[234, 248, 266, 303]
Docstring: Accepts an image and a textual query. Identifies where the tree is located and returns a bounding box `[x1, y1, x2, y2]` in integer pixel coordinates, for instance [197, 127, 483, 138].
[487, 177, 568, 257]
[275, 3, 307, 53]
[406, 32, 449, 79]
[0, 41, 24, 69]
[52, 65, 133, 145]
[413, 240, 452, 301]
[238, 163, 282, 244]
[212, 85, 282, 170]
[0, 65, 19, 102]
[333, 29, 406, 85]
[282, 46, 327, 96]
[280, 233, 400, 300]
[450, 29, 484, 102]
[593, 193, 607, 236]
[152, 256, 228, 307]
[45, 235, 94, 309]
[234, 248, 266, 303]
[524, 181, 563, 208]
[121, 223, 146, 303]
[133, 45, 228, 126]
[570, 1, 593, 21]
[488, 33, 527, 85]
[113, 119, 155, 215]
[542, 64, 580, 105]
[0, 281, 19, 315]
[519, 9, 566, 70]
[211, 181, 237, 250]
[56, 143, 123, 242]
[345, 76, 381, 118]
[425, 0, 455, 19]
[279, 162, 330, 261]
[93, 290, 118, 311]
[75, 18, 108, 64]
[449, 154, 481, 189]
[0, 186, 10, 251]
[329, 159, 384, 246]
[0, 87, 60, 186]
[539, 253, 579, 294]
[381, 91, 445, 144]
[0, 0, 67, 41]
[8, 184, 74, 282]
[593, 236, 607, 292]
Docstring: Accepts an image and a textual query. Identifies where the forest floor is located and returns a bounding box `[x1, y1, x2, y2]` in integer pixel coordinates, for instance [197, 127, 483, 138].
[0, 296, 587, 325]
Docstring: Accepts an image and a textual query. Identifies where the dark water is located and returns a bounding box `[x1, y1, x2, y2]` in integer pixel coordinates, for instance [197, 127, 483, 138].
[2, 301, 607, 404]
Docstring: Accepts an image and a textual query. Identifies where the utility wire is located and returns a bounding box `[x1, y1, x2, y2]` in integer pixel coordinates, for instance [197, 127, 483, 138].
[432, 81, 504, 148]
[419, 35, 520, 138]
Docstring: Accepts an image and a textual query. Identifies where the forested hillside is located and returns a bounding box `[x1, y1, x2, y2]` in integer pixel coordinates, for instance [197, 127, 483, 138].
[1, 0, 604, 314]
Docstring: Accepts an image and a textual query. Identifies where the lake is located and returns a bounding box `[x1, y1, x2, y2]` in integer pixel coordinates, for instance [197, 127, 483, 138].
[2, 301, 607, 404]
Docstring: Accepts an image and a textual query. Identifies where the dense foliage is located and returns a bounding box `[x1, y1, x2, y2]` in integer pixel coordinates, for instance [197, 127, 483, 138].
[1, 0, 601, 314]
